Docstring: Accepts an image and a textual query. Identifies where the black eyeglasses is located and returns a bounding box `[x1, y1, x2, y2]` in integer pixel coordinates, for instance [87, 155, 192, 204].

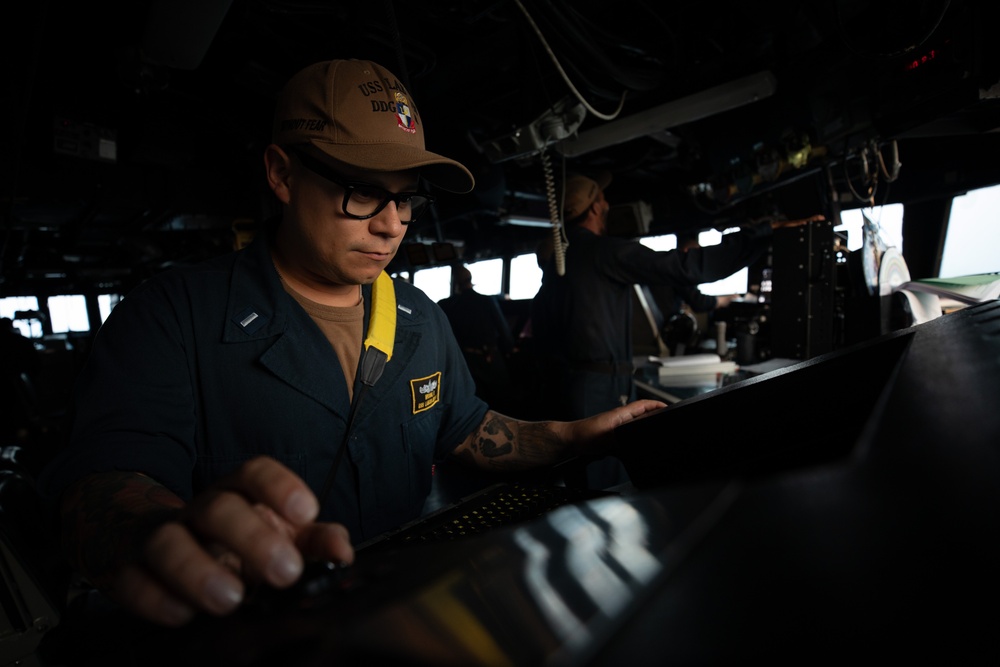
[292, 150, 435, 224]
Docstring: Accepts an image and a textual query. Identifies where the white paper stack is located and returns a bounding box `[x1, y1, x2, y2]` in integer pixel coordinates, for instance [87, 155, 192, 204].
[896, 273, 1000, 308]
[653, 353, 738, 387]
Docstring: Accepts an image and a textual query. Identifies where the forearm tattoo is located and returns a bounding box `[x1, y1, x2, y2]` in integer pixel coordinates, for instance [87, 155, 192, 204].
[60, 472, 183, 589]
[462, 412, 567, 471]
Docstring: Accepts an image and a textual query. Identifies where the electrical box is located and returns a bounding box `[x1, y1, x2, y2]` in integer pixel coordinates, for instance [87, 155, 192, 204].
[770, 219, 837, 360]
[52, 117, 117, 163]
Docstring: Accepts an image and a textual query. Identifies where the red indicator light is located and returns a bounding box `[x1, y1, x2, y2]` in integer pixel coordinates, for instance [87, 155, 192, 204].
[904, 37, 950, 72]
[905, 49, 938, 71]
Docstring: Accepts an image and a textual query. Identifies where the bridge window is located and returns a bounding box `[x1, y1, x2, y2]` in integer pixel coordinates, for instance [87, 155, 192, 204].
[0, 296, 42, 337]
[940, 183, 1000, 277]
[509, 253, 543, 300]
[467, 258, 503, 296]
[413, 265, 451, 302]
[47, 295, 90, 334]
[835, 204, 904, 252]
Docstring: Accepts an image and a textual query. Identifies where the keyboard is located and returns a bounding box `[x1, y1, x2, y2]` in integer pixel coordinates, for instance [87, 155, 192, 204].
[358, 481, 613, 552]
[239, 481, 613, 616]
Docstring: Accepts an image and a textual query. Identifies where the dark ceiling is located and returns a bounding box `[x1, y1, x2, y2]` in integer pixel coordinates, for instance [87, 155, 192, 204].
[3, 0, 1000, 295]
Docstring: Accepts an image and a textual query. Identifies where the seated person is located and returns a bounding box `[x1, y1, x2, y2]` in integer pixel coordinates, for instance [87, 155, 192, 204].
[37, 58, 665, 628]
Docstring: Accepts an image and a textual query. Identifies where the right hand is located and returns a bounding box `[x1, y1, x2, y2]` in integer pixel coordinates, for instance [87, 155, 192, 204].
[70, 457, 354, 626]
[560, 399, 668, 458]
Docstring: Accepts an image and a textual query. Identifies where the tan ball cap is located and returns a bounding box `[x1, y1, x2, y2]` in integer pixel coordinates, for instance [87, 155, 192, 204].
[273, 59, 474, 193]
[563, 171, 612, 220]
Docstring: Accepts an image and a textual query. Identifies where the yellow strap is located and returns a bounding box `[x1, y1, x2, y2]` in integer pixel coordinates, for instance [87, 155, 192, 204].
[364, 271, 396, 361]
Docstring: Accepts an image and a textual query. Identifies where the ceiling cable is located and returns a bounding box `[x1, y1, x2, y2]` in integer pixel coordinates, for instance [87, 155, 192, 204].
[511, 0, 627, 121]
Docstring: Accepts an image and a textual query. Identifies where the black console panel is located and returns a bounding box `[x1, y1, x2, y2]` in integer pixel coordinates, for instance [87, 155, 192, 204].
[39, 303, 1000, 665]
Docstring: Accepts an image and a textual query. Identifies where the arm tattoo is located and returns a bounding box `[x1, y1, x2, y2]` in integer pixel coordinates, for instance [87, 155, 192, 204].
[60, 472, 184, 590]
[462, 412, 568, 471]
[479, 416, 515, 457]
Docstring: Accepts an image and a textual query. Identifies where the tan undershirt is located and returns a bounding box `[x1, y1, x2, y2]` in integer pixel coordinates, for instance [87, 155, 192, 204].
[282, 281, 364, 401]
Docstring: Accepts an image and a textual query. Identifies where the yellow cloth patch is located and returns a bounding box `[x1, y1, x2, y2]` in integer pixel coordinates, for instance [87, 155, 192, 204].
[410, 372, 441, 414]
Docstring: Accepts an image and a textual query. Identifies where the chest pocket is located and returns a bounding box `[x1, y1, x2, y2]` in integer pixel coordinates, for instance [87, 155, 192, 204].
[372, 408, 443, 524]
